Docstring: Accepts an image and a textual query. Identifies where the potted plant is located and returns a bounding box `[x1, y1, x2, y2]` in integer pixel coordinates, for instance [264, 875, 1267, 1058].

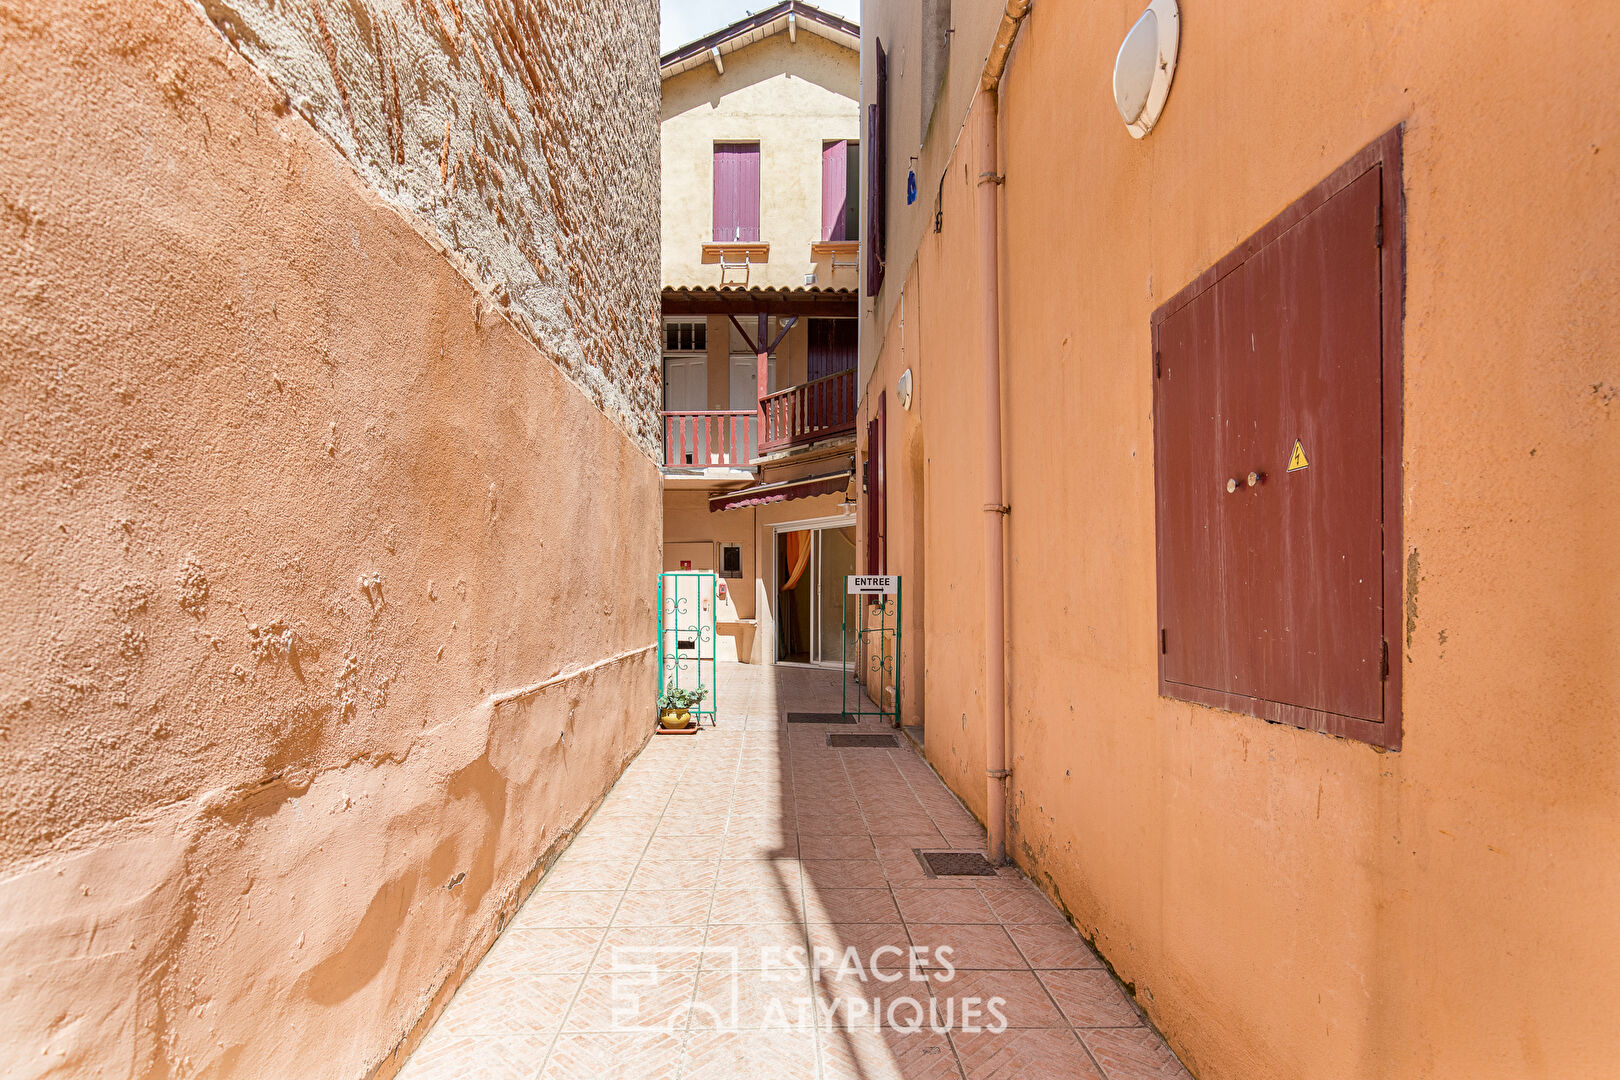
[658, 683, 708, 730]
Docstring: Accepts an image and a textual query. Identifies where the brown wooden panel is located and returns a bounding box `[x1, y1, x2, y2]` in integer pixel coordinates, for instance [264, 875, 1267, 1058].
[1153, 126, 1404, 748]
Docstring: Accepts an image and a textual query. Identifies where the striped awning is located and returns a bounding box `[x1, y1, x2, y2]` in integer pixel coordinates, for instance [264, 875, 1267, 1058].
[708, 469, 852, 513]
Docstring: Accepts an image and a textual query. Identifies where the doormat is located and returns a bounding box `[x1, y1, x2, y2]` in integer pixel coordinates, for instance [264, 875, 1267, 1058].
[787, 712, 857, 724]
[916, 850, 997, 877]
[827, 733, 898, 748]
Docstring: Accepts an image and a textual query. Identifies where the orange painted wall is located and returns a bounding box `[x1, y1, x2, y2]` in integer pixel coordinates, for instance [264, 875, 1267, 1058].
[0, 1, 660, 1076]
[861, 1, 1620, 1077]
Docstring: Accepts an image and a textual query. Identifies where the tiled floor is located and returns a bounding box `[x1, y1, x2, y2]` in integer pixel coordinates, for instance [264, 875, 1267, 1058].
[400, 663, 1189, 1080]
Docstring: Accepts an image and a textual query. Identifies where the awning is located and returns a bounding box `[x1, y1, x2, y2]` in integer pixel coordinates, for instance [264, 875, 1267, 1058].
[709, 469, 852, 513]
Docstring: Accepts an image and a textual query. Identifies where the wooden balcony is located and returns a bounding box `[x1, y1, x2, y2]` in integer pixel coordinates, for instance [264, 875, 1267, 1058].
[759, 369, 856, 453]
[662, 410, 758, 468]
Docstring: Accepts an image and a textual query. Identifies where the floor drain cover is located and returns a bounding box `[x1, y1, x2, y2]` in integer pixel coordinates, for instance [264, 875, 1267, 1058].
[788, 712, 857, 724]
[827, 733, 899, 748]
[917, 850, 998, 877]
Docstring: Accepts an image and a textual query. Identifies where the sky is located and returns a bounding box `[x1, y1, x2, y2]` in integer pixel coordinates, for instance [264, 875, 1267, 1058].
[660, 0, 860, 54]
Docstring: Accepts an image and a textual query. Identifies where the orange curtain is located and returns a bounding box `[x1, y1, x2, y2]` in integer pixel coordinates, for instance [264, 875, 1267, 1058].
[783, 530, 813, 590]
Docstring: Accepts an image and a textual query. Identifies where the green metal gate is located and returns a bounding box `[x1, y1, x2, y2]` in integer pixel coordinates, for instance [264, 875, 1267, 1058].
[842, 575, 901, 724]
[657, 571, 717, 725]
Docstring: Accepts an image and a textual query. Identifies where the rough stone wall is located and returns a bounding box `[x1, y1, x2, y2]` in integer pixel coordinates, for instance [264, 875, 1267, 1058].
[0, 0, 660, 1076]
[198, 0, 663, 455]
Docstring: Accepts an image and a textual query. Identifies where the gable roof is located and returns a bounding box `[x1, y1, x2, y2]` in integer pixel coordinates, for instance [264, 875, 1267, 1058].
[661, 1, 859, 80]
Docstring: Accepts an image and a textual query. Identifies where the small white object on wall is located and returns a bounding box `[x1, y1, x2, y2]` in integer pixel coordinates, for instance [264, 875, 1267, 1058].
[1113, 0, 1180, 139]
[897, 368, 914, 410]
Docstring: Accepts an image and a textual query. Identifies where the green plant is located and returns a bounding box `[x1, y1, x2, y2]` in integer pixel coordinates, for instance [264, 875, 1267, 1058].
[658, 683, 708, 711]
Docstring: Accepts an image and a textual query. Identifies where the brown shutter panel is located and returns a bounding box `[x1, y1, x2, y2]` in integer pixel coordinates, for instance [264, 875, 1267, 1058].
[865, 40, 888, 297]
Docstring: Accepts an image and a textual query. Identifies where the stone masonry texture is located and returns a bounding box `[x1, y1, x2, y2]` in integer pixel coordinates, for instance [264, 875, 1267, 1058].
[199, 0, 663, 455]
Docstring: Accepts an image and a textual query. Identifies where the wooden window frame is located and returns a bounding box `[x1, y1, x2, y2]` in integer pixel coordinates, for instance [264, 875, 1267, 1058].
[1150, 125, 1406, 750]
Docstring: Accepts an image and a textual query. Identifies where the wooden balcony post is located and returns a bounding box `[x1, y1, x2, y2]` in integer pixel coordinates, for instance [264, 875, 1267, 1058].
[756, 312, 769, 446]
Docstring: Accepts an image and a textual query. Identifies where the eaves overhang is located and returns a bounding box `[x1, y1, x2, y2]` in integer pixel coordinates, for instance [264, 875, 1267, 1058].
[660, 1, 859, 80]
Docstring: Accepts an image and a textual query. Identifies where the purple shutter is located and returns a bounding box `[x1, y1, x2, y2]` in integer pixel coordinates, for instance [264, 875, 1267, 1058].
[822, 140, 848, 241]
[866, 41, 888, 296]
[737, 144, 760, 241]
[713, 144, 739, 241]
[715, 143, 760, 242]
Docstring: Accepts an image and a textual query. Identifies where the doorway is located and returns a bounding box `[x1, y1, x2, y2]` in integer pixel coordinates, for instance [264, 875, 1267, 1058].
[774, 520, 857, 666]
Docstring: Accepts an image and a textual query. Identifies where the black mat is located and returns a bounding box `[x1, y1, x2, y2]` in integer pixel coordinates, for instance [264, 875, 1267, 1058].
[827, 733, 899, 748]
[787, 712, 857, 724]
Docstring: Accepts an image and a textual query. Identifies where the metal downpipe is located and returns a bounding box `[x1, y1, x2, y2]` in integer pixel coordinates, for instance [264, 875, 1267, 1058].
[977, 0, 1028, 867]
[976, 90, 1009, 866]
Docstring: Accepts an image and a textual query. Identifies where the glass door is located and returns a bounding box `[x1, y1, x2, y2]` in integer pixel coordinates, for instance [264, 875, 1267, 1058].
[775, 524, 859, 666]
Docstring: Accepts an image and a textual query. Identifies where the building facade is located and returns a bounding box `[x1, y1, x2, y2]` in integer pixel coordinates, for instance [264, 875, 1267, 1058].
[857, 1, 1620, 1078]
[660, 2, 863, 669]
[0, 1, 660, 1076]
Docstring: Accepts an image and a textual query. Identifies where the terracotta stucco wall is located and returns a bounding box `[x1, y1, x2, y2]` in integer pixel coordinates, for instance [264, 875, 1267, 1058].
[661, 32, 860, 292]
[861, 1, 1620, 1077]
[0, 1, 660, 1076]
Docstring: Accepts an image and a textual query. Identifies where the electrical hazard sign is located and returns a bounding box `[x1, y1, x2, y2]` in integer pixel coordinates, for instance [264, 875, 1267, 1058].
[1287, 439, 1310, 472]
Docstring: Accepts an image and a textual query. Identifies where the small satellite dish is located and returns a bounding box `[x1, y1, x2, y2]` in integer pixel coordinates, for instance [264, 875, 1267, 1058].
[1113, 0, 1180, 139]
[897, 368, 914, 410]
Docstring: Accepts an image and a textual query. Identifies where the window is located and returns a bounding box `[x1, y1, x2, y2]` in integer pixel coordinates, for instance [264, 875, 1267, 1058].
[865, 41, 888, 296]
[1152, 127, 1404, 748]
[713, 142, 761, 242]
[664, 319, 707, 352]
[719, 543, 743, 578]
[822, 141, 860, 241]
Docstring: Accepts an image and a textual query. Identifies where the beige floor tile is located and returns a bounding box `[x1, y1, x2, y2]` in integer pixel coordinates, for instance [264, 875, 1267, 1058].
[929, 970, 1066, 1029]
[435, 971, 583, 1035]
[1006, 923, 1104, 970]
[540, 1032, 685, 1080]
[613, 889, 711, 927]
[804, 887, 902, 924]
[690, 968, 817, 1030]
[1038, 970, 1142, 1029]
[1079, 1027, 1192, 1079]
[817, 1027, 962, 1080]
[595, 924, 707, 973]
[894, 887, 999, 925]
[683, 1030, 819, 1080]
[479, 927, 606, 975]
[952, 1028, 1103, 1079]
[907, 923, 1028, 971]
[509, 891, 621, 930]
[563, 971, 697, 1033]
[399, 1032, 551, 1080]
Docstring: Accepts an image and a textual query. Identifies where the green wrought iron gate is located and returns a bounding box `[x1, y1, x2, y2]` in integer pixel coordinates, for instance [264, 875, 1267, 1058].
[657, 571, 717, 724]
[842, 575, 901, 724]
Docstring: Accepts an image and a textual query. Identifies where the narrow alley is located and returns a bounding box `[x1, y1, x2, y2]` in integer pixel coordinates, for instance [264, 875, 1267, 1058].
[400, 664, 1185, 1080]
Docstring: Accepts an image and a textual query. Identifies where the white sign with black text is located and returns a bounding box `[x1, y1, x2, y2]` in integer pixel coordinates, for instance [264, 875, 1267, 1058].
[847, 575, 898, 595]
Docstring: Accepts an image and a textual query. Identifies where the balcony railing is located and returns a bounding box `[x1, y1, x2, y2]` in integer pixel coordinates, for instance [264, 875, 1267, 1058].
[759, 369, 856, 453]
[662, 411, 758, 467]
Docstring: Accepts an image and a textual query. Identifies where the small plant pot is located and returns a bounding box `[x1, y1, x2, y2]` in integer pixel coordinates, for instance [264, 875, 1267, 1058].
[659, 707, 692, 730]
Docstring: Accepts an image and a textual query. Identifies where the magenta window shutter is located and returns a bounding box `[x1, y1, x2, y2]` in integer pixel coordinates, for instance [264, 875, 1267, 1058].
[713, 145, 738, 241]
[736, 145, 760, 241]
[822, 141, 848, 241]
[713, 143, 760, 242]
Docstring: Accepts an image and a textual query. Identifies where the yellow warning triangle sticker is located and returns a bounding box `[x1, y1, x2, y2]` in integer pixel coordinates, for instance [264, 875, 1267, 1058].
[1287, 439, 1310, 472]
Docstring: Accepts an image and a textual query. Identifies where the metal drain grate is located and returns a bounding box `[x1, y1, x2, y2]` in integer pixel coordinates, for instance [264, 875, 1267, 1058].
[827, 733, 899, 748]
[787, 712, 857, 724]
[916, 850, 998, 877]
